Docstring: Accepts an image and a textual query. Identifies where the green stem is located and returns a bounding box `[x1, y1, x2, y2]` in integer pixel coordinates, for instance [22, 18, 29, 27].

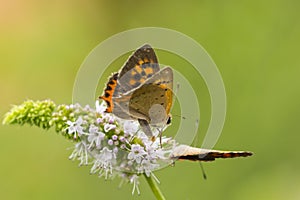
[144, 174, 166, 200]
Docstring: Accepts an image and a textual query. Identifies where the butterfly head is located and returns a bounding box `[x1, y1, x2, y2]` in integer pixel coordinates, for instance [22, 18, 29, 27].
[147, 103, 172, 128]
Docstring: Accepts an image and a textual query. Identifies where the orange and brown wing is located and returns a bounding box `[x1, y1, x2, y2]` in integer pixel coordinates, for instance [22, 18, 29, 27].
[117, 44, 160, 94]
[99, 73, 118, 113]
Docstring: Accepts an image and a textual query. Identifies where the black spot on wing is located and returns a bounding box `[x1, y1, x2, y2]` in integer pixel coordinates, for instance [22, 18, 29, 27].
[134, 73, 141, 80]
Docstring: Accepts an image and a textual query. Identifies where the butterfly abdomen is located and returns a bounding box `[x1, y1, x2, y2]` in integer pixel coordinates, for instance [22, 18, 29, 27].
[100, 73, 118, 113]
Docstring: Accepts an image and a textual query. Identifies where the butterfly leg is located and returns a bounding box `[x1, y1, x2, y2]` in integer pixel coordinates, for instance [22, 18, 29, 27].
[154, 128, 163, 147]
[138, 119, 154, 139]
[199, 162, 207, 180]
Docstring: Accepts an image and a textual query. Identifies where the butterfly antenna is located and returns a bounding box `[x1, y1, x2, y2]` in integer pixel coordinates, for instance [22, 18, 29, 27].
[172, 114, 186, 120]
[194, 118, 206, 180]
[170, 82, 180, 111]
[195, 118, 199, 129]
[192, 118, 200, 146]
[172, 82, 189, 120]
[199, 162, 207, 180]
[173, 82, 180, 97]
[156, 128, 163, 148]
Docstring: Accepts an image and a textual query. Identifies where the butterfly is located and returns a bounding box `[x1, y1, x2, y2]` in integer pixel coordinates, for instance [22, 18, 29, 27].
[170, 145, 253, 161]
[170, 145, 253, 179]
[100, 44, 173, 140]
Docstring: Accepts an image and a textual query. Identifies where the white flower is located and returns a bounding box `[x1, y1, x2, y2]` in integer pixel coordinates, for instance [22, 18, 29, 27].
[145, 140, 170, 161]
[64, 100, 181, 195]
[128, 144, 147, 164]
[119, 136, 125, 142]
[102, 114, 116, 124]
[73, 103, 82, 113]
[95, 100, 106, 114]
[134, 141, 168, 176]
[69, 141, 89, 166]
[112, 135, 118, 140]
[123, 120, 139, 135]
[119, 173, 145, 195]
[113, 147, 118, 153]
[107, 139, 113, 146]
[100, 147, 116, 161]
[137, 158, 159, 177]
[65, 116, 85, 138]
[130, 174, 140, 195]
[108, 115, 115, 123]
[90, 147, 116, 179]
[104, 123, 116, 132]
[84, 105, 91, 112]
[87, 124, 105, 149]
[96, 118, 103, 124]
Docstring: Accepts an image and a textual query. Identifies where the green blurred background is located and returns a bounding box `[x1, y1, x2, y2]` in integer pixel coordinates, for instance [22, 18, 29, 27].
[1, 0, 299, 199]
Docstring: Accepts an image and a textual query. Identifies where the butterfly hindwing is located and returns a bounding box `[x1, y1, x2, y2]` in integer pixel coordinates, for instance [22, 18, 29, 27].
[128, 67, 173, 125]
[145, 67, 173, 115]
[100, 73, 118, 113]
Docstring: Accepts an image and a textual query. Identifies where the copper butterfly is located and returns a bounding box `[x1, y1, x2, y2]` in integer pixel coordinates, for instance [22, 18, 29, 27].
[100, 44, 173, 140]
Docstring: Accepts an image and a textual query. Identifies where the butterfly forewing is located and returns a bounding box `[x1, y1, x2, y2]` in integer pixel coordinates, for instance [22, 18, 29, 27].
[116, 44, 160, 94]
[119, 44, 159, 78]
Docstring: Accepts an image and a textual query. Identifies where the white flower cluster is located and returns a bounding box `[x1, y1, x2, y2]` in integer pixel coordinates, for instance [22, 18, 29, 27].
[66, 101, 175, 195]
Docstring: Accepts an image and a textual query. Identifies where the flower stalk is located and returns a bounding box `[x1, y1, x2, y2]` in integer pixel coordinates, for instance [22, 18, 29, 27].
[144, 174, 166, 200]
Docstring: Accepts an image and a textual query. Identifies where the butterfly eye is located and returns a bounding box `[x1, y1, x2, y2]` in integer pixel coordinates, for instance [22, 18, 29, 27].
[166, 116, 172, 125]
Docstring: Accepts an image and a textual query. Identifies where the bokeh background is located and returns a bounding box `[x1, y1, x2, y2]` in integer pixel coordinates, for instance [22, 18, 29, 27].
[1, 0, 299, 199]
